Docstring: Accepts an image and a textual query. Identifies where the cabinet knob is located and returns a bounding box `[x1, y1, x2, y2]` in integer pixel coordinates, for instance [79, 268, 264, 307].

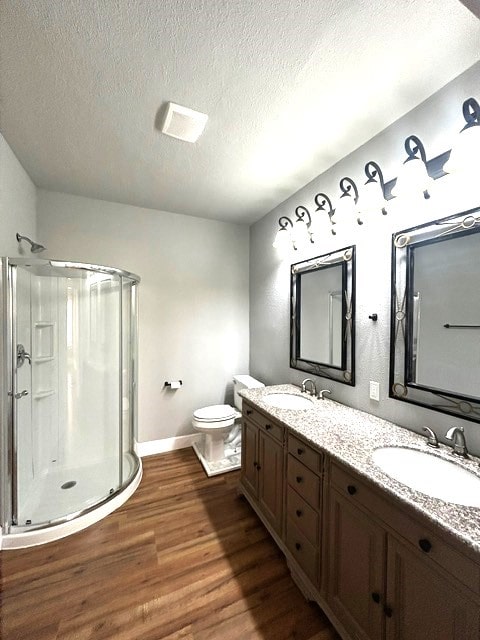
[296, 476, 303, 484]
[256, 464, 261, 471]
[418, 538, 432, 553]
[384, 605, 393, 618]
[371, 592, 381, 604]
[347, 484, 357, 495]
[295, 542, 301, 551]
[246, 409, 252, 416]
[297, 448, 304, 455]
[265, 424, 272, 430]
[295, 509, 302, 518]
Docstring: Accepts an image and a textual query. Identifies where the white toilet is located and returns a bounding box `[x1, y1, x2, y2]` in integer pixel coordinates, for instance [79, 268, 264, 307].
[192, 374, 264, 476]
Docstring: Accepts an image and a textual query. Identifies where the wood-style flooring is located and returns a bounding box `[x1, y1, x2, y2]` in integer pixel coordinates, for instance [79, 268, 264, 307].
[1, 448, 340, 640]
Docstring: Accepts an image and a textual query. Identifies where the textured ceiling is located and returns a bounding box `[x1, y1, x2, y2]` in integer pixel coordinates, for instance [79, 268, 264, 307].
[1, 0, 479, 224]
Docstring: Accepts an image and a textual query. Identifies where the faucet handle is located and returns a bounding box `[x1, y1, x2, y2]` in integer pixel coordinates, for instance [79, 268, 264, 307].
[422, 426, 438, 448]
[318, 389, 332, 400]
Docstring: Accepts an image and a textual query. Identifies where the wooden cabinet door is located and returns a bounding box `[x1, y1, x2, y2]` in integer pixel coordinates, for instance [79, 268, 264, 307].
[241, 419, 258, 498]
[257, 429, 284, 534]
[386, 536, 480, 640]
[328, 489, 385, 640]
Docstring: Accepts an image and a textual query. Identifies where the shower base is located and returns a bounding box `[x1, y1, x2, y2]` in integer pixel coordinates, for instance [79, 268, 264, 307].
[192, 441, 241, 477]
[17, 455, 136, 526]
[2, 457, 142, 550]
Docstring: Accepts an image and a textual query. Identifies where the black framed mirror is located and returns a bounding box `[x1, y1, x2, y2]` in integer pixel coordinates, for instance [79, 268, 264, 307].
[390, 205, 480, 422]
[290, 246, 355, 385]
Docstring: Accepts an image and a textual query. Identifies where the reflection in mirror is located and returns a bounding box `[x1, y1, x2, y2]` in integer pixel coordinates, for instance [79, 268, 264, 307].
[299, 268, 342, 366]
[390, 206, 480, 421]
[291, 246, 355, 386]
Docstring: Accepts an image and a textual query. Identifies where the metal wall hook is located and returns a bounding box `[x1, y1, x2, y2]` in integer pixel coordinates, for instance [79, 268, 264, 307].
[461, 97, 480, 131]
[278, 216, 294, 230]
[314, 192, 335, 217]
[368, 314, 378, 321]
[364, 161, 386, 204]
[339, 177, 362, 224]
[339, 177, 359, 203]
[294, 206, 314, 245]
[403, 135, 427, 164]
[314, 193, 337, 234]
[294, 205, 312, 225]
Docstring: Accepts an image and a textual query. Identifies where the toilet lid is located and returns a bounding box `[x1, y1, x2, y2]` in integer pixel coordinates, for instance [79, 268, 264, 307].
[193, 404, 236, 422]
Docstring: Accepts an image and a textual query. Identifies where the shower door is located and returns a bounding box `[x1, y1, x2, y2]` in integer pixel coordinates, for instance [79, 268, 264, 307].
[11, 263, 122, 527]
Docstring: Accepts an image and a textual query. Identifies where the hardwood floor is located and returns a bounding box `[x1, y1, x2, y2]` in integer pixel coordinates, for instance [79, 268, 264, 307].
[1, 449, 340, 640]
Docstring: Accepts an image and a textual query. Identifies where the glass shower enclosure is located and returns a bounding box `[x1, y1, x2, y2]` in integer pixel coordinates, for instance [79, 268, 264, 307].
[0, 258, 141, 546]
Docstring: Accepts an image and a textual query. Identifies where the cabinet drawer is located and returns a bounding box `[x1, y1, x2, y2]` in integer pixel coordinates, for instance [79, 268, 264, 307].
[286, 485, 320, 546]
[242, 403, 284, 443]
[389, 514, 480, 598]
[287, 456, 321, 510]
[330, 462, 374, 505]
[286, 518, 319, 585]
[331, 462, 480, 596]
[288, 433, 322, 474]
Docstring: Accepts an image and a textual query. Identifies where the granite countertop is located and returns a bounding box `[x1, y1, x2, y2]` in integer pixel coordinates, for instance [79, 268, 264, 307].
[240, 384, 480, 555]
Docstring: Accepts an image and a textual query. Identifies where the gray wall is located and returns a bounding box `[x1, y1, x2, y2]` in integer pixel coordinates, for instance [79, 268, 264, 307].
[0, 133, 37, 255]
[249, 61, 480, 454]
[37, 190, 250, 443]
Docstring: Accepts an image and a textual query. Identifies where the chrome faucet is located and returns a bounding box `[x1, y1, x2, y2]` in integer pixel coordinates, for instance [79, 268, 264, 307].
[445, 426, 468, 457]
[318, 389, 332, 400]
[422, 426, 438, 448]
[301, 378, 317, 396]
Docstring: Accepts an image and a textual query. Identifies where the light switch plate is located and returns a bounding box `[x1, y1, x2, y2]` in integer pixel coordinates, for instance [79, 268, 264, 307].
[369, 381, 380, 401]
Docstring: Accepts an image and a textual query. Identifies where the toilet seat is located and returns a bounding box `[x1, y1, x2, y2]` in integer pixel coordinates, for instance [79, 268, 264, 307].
[193, 404, 235, 423]
[192, 417, 235, 430]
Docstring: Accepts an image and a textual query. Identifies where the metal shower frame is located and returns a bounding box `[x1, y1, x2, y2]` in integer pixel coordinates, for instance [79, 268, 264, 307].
[0, 258, 141, 535]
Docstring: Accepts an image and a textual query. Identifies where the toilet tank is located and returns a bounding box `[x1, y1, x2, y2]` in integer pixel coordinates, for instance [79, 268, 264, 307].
[233, 374, 265, 411]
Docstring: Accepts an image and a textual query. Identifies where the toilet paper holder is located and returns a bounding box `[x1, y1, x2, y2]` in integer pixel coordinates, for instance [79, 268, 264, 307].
[164, 380, 183, 389]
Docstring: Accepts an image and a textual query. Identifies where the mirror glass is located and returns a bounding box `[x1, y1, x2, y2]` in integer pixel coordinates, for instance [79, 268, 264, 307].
[390, 207, 480, 421]
[299, 268, 342, 366]
[291, 246, 355, 386]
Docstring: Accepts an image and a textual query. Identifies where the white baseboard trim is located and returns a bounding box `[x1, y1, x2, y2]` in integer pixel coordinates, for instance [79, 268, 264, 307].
[136, 433, 201, 458]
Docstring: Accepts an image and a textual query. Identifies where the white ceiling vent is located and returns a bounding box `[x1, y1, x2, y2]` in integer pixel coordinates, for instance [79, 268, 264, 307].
[160, 102, 208, 143]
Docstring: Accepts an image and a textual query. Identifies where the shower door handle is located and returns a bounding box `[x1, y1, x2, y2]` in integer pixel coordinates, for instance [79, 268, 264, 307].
[14, 390, 29, 399]
[17, 344, 31, 367]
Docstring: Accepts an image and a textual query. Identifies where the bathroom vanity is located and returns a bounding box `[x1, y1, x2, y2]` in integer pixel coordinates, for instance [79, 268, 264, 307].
[239, 385, 480, 640]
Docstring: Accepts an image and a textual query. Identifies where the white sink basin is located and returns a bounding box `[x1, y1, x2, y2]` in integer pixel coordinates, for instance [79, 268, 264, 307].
[263, 393, 314, 410]
[372, 447, 480, 507]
